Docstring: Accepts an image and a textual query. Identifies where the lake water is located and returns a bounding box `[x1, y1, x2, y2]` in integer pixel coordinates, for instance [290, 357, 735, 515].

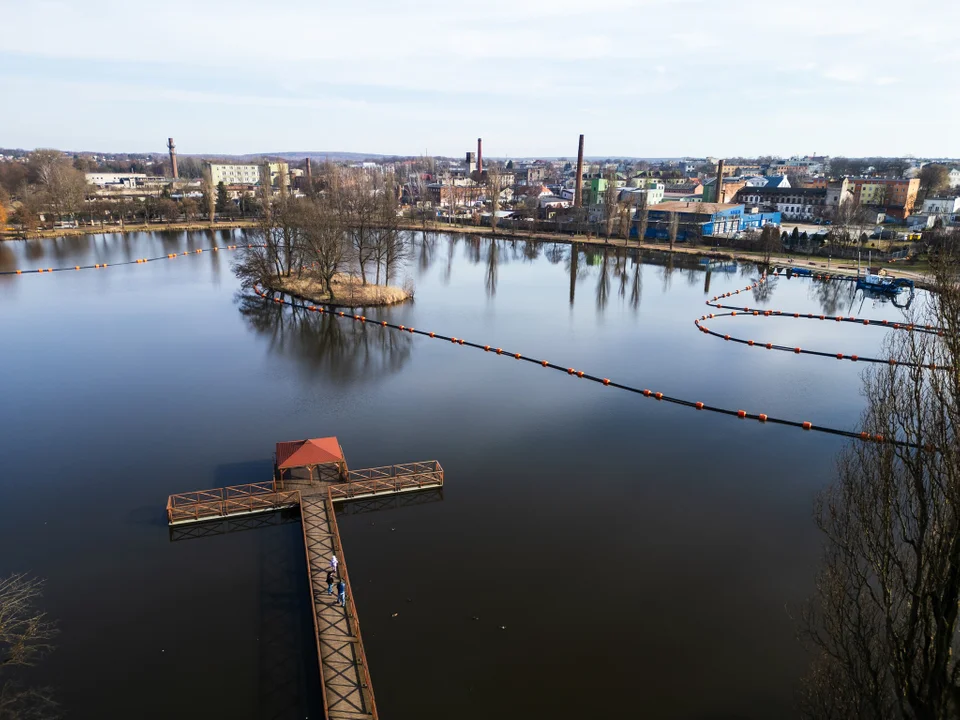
[0, 230, 921, 719]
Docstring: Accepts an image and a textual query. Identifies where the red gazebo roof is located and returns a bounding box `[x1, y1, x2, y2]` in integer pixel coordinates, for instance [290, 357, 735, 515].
[276, 437, 344, 469]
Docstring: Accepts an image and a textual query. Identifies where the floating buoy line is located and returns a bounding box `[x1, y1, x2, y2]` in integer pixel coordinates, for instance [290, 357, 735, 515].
[696, 276, 949, 372]
[6, 243, 941, 448]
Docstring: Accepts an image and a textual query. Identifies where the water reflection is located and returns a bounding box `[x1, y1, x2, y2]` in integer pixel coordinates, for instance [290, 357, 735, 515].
[595, 249, 610, 312]
[485, 241, 499, 298]
[239, 296, 412, 384]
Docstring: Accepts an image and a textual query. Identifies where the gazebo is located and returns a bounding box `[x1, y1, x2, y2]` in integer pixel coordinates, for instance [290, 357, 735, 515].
[274, 437, 348, 489]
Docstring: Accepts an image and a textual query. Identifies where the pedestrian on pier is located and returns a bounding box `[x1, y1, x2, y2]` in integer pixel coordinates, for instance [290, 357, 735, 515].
[326, 570, 335, 595]
[330, 554, 338, 573]
[337, 579, 346, 607]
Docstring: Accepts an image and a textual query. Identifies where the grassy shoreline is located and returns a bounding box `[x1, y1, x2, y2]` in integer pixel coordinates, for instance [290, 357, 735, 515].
[269, 274, 412, 309]
[0, 219, 257, 241]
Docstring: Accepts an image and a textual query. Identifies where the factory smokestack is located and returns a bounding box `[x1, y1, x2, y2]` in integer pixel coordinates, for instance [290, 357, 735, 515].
[167, 137, 178, 179]
[714, 159, 725, 203]
[477, 138, 483, 175]
[305, 157, 312, 180]
[574, 134, 585, 208]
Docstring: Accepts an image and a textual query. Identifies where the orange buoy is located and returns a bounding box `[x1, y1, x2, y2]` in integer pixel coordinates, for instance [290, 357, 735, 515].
[874, 434, 884, 443]
[893, 323, 900, 330]
[542, 360, 549, 367]
[851, 355, 859, 361]
[794, 313, 799, 318]
[16, 270, 21, 274]
[835, 316, 842, 322]
[863, 319, 870, 325]
[382, 321, 387, 326]
[929, 363, 937, 370]
[758, 414, 768, 422]
[765, 343, 773, 349]
[354, 314, 360, 320]
[747, 340, 754, 346]
[484, 345, 490, 351]
[642, 389, 651, 396]
[860, 432, 870, 440]
[794, 347, 801, 354]
[819, 315, 825, 320]
[514, 353, 521, 359]
[654, 392, 663, 400]
[399, 325, 405, 330]
[429, 332, 435, 337]
[753, 311, 758, 316]
[451, 337, 457, 343]
[695, 402, 704, 410]
[602, 378, 610, 385]
[576, 371, 584, 377]
[496, 348, 502, 354]
[836, 353, 844, 360]
[802, 421, 812, 430]
[764, 311, 771, 317]
[568, 368, 575, 374]
[75, 266, 80, 270]
[731, 311, 737, 317]
[737, 409, 746, 418]
[889, 358, 897, 365]
[338, 311, 344, 317]
[723, 335, 730, 341]
[308, 305, 316, 311]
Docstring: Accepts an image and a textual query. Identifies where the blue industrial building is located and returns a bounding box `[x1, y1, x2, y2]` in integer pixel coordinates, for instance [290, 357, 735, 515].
[637, 202, 780, 240]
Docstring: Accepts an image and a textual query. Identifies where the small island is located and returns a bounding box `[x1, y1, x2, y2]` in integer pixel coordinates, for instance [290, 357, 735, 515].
[270, 272, 411, 308]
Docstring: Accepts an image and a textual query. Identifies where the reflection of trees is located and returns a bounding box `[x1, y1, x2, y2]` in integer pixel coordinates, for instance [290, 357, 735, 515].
[596, 249, 610, 312]
[417, 232, 436, 273]
[544, 243, 566, 265]
[485, 241, 499, 298]
[238, 296, 412, 384]
[521, 240, 541, 262]
[660, 255, 675, 293]
[630, 259, 643, 311]
[807, 279, 857, 316]
[752, 275, 775, 304]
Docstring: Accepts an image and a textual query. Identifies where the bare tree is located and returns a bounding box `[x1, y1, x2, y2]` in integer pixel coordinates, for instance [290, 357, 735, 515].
[299, 195, 351, 300]
[0, 573, 59, 720]
[200, 166, 216, 224]
[28, 150, 86, 222]
[668, 212, 679, 250]
[603, 171, 619, 238]
[798, 252, 960, 720]
[486, 166, 502, 233]
[635, 191, 649, 246]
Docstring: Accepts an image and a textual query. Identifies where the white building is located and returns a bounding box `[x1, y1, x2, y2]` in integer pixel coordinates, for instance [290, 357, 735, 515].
[949, 168, 960, 189]
[207, 162, 289, 187]
[922, 196, 960, 215]
[85, 172, 146, 187]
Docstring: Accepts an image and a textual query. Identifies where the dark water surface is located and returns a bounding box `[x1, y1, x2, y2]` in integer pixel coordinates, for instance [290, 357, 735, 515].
[0, 230, 921, 719]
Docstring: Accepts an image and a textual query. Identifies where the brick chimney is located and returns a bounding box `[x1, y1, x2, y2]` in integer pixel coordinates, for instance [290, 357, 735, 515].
[574, 134, 585, 208]
[714, 159, 725, 203]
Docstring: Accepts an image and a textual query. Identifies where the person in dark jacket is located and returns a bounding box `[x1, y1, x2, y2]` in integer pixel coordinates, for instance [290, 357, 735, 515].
[326, 570, 336, 595]
[337, 579, 346, 607]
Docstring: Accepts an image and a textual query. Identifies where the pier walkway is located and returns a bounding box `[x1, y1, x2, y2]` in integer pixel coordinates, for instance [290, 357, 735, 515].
[166, 453, 444, 720]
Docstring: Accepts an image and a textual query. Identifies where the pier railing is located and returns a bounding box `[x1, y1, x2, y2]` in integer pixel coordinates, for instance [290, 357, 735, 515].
[166, 481, 300, 524]
[339, 460, 444, 497]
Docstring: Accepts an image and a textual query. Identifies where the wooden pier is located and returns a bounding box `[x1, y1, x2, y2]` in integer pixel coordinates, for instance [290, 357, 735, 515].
[166, 439, 444, 720]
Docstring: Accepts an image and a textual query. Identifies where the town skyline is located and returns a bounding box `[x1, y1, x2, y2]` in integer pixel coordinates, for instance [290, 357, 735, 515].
[4, 0, 959, 157]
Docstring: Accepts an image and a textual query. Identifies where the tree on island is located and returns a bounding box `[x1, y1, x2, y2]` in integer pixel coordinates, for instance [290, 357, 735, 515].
[0, 573, 59, 719]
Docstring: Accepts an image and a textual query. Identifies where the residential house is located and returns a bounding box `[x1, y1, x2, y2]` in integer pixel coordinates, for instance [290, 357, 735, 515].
[848, 177, 920, 219]
[922, 196, 960, 215]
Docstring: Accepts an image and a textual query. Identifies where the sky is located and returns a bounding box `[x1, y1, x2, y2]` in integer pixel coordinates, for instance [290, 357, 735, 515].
[1, 0, 958, 159]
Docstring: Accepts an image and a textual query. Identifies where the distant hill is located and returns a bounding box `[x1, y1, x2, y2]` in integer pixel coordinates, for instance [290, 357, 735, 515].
[238, 151, 394, 162]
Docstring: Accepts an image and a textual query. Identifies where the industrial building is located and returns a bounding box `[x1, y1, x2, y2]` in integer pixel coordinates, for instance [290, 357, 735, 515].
[207, 161, 289, 187]
[643, 202, 780, 240]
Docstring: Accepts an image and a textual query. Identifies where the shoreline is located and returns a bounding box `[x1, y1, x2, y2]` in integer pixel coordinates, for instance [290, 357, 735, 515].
[0, 219, 257, 241]
[4, 218, 932, 289]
